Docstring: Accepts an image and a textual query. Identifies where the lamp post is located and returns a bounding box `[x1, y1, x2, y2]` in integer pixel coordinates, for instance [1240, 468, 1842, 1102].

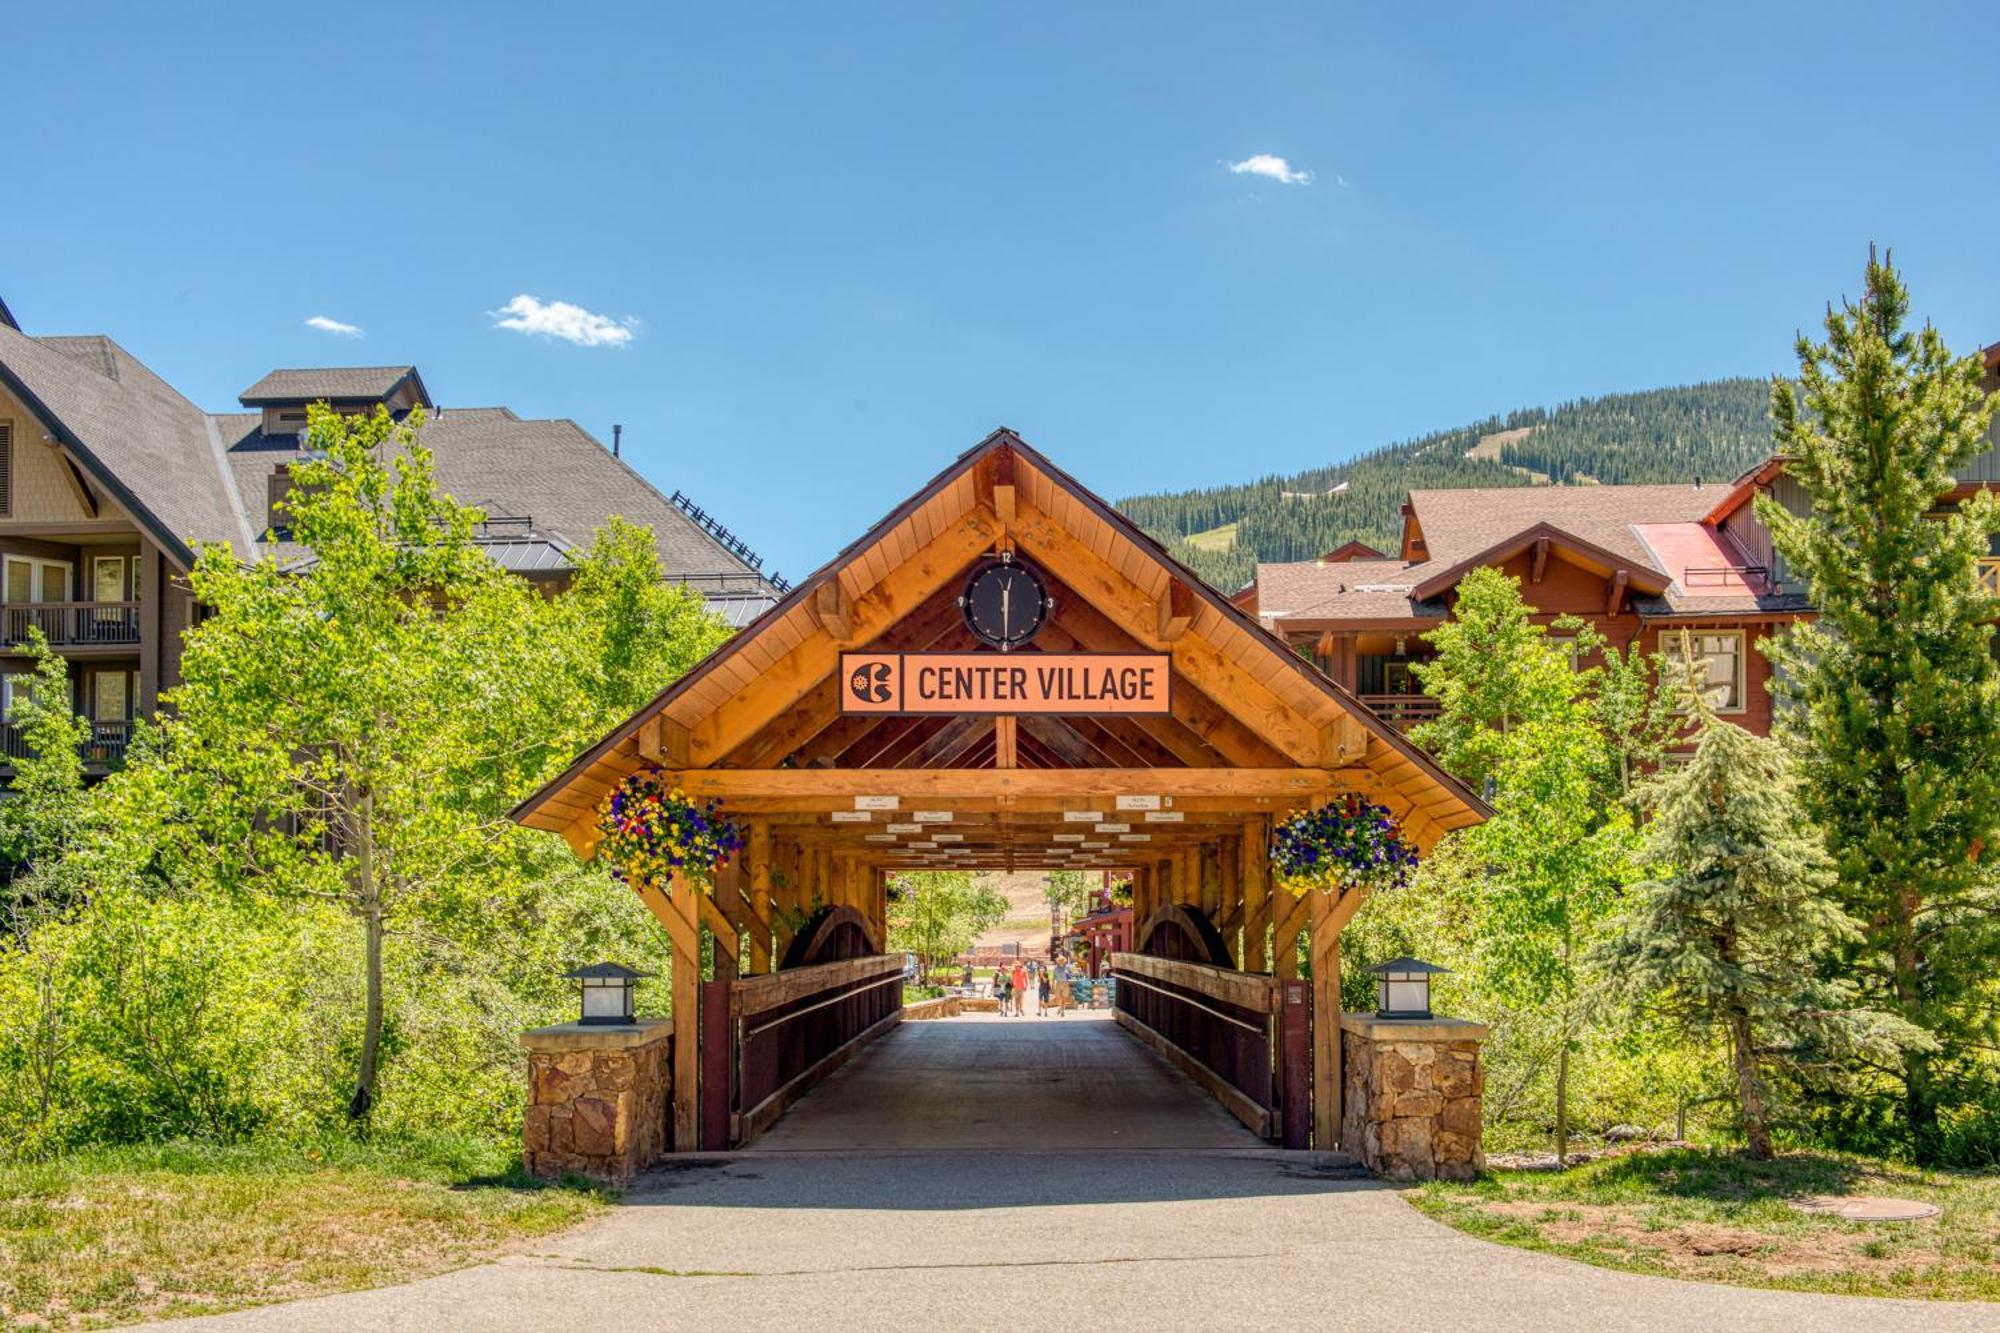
[563, 962, 650, 1026]
[1370, 956, 1449, 1020]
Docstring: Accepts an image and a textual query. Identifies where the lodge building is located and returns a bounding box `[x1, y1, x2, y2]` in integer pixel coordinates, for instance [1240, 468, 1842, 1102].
[0, 295, 782, 773]
[1242, 341, 2000, 733]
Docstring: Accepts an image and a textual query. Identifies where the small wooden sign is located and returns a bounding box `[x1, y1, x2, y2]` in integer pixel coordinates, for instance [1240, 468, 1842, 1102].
[854, 795, 899, 810]
[838, 652, 1171, 715]
[1116, 794, 1163, 811]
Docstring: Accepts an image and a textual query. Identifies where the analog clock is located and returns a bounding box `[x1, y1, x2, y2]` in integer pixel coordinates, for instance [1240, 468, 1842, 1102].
[960, 557, 1050, 650]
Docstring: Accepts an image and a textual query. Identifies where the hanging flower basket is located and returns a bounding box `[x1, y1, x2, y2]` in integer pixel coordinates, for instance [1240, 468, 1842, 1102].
[1270, 796, 1419, 897]
[595, 769, 743, 891]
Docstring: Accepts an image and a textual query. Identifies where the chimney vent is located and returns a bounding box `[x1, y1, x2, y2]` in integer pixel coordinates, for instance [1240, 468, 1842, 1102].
[612, 424, 623, 458]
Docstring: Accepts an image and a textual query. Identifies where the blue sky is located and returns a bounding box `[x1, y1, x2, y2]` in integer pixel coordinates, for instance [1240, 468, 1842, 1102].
[8, 2, 1996, 581]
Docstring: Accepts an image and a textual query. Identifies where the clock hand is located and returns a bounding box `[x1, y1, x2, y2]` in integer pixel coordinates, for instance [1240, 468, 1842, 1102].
[1001, 579, 1011, 637]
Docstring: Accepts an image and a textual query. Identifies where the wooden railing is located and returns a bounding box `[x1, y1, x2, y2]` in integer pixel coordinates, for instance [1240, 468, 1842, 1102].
[0, 719, 133, 765]
[0, 602, 141, 648]
[1359, 693, 1441, 728]
[1110, 952, 1308, 1146]
[720, 953, 905, 1146]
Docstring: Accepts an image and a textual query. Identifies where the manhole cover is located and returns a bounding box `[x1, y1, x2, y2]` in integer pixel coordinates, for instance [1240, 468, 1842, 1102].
[1791, 1195, 1941, 1222]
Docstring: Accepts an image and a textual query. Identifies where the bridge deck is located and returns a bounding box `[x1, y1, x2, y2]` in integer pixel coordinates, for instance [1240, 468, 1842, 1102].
[744, 1009, 1266, 1152]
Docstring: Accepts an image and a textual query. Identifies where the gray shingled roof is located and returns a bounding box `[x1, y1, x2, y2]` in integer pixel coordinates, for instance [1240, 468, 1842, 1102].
[0, 325, 258, 563]
[0, 328, 778, 608]
[239, 366, 423, 405]
[212, 408, 774, 610]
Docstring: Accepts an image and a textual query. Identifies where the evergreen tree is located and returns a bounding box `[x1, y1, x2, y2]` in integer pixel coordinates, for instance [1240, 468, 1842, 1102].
[1757, 252, 2000, 1159]
[1596, 713, 1925, 1158]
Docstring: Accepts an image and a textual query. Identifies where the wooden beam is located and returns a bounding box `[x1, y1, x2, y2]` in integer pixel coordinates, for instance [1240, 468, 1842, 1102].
[747, 820, 774, 973]
[662, 768, 1337, 800]
[1308, 890, 1340, 1151]
[1010, 499, 1323, 764]
[1240, 817, 1269, 972]
[687, 507, 1002, 764]
[1606, 568, 1629, 618]
[813, 579, 855, 642]
[664, 875, 705, 1151]
[1156, 577, 1195, 642]
[58, 455, 98, 518]
[1531, 536, 1550, 586]
[1320, 716, 1368, 768]
[994, 714, 1018, 769]
[993, 483, 1016, 525]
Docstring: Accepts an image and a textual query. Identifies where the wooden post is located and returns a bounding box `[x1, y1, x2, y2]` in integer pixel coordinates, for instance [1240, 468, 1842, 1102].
[1274, 891, 1305, 980]
[1241, 817, 1270, 972]
[748, 819, 774, 974]
[995, 714, 1018, 768]
[1308, 890, 1340, 1151]
[666, 874, 704, 1152]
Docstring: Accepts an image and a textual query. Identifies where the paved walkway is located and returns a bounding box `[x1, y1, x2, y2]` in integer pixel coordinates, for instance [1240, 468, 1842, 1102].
[164, 1016, 2000, 1333]
[750, 1009, 1263, 1152]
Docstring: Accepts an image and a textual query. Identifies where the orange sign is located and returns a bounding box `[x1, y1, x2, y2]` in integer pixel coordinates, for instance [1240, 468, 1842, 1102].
[839, 652, 1172, 715]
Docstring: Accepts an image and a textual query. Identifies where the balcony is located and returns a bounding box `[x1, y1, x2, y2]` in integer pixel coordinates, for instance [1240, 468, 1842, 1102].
[0, 602, 141, 650]
[0, 718, 133, 767]
[1359, 693, 1441, 730]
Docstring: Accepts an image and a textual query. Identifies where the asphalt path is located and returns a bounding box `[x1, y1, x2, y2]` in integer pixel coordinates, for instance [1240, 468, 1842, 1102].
[162, 1014, 2000, 1332]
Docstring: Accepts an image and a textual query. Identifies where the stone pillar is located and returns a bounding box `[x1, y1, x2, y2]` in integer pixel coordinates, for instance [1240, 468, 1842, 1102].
[520, 1019, 672, 1182]
[1339, 1013, 1487, 1181]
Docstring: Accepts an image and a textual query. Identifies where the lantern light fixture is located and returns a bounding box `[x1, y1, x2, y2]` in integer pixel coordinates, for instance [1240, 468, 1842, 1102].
[563, 962, 650, 1026]
[1370, 956, 1449, 1020]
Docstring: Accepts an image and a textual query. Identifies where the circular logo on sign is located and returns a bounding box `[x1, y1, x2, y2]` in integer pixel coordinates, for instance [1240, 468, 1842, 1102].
[851, 660, 893, 704]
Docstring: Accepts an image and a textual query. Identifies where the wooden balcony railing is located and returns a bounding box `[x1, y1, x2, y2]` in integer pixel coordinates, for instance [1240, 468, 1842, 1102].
[0, 602, 142, 648]
[0, 718, 133, 765]
[1359, 693, 1441, 729]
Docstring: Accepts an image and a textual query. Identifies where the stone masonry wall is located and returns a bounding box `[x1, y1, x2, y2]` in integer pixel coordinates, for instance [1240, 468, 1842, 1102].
[1340, 1015, 1486, 1182]
[521, 1020, 671, 1183]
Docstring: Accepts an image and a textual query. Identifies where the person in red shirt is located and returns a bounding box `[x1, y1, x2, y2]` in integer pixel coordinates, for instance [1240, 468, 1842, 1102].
[1011, 960, 1029, 1017]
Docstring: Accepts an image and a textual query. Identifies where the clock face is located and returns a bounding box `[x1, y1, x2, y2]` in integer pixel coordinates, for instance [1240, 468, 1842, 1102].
[961, 560, 1050, 650]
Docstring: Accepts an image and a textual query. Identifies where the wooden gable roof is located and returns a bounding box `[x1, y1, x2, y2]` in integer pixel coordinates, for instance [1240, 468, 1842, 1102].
[513, 429, 1487, 863]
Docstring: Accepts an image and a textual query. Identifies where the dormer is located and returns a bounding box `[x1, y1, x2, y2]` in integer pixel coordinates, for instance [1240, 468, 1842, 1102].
[238, 365, 433, 438]
[1399, 502, 1429, 562]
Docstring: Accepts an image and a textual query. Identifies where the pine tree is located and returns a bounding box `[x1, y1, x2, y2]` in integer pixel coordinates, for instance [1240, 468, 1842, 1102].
[1756, 250, 2000, 1159]
[1596, 714, 1925, 1158]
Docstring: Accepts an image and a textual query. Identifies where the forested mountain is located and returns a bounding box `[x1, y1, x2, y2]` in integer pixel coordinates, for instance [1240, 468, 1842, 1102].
[1117, 379, 1773, 590]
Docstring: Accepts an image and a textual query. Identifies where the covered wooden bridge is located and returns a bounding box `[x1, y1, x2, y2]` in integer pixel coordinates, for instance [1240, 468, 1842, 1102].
[512, 430, 1486, 1164]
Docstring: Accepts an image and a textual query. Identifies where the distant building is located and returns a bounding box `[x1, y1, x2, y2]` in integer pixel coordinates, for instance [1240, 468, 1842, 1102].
[0, 299, 782, 771]
[1242, 341, 2000, 737]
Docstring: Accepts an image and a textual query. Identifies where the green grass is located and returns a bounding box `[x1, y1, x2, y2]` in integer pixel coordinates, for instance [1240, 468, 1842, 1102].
[0, 1137, 606, 1328]
[1411, 1148, 2000, 1301]
[1184, 522, 1238, 553]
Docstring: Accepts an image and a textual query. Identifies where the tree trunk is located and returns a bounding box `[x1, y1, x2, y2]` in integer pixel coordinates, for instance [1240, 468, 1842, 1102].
[1727, 1005, 1773, 1159]
[1554, 1041, 1570, 1166]
[1890, 899, 1938, 1159]
[347, 790, 384, 1124]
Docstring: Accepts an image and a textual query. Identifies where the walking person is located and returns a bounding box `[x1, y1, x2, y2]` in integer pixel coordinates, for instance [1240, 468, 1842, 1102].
[1037, 960, 1052, 1016]
[1011, 959, 1029, 1018]
[1052, 958, 1071, 1018]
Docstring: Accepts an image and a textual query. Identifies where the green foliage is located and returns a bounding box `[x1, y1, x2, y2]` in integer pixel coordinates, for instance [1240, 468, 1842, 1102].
[0, 403, 724, 1158]
[1596, 714, 1928, 1157]
[1118, 380, 1773, 590]
[1757, 251, 2000, 1161]
[1402, 566, 1665, 1159]
[0, 634, 94, 927]
[887, 872, 1008, 981]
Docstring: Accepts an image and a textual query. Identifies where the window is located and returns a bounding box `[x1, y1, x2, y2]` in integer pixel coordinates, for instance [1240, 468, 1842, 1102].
[1978, 558, 2000, 596]
[1, 673, 37, 722]
[1661, 630, 1746, 714]
[4, 556, 70, 604]
[92, 556, 126, 603]
[90, 669, 130, 723]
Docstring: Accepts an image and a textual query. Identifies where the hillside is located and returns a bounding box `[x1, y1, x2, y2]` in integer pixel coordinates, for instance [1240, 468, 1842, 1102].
[1116, 379, 1773, 591]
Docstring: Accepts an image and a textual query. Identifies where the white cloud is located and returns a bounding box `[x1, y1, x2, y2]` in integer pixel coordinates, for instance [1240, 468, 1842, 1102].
[305, 315, 363, 337]
[1227, 154, 1311, 186]
[490, 294, 637, 348]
